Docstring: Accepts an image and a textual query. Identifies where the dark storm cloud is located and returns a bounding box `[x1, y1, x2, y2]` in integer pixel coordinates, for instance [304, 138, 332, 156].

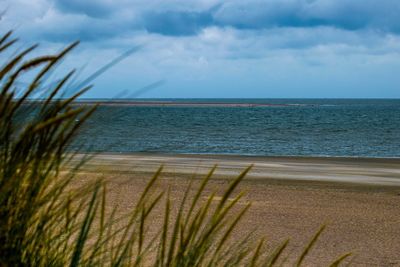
[128, 0, 400, 37]
[44, 0, 400, 39]
[7, 0, 400, 43]
[54, 0, 113, 18]
[213, 1, 400, 33]
[143, 10, 214, 36]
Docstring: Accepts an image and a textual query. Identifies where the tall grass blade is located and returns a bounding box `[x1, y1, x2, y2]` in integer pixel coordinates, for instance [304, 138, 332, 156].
[329, 253, 352, 267]
[296, 225, 326, 267]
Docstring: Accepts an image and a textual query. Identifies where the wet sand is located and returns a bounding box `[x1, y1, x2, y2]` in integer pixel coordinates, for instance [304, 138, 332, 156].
[73, 153, 400, 266]
[77, 153, 400, 186]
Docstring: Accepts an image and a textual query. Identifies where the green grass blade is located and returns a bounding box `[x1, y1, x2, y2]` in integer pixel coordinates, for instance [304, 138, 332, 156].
[329, 253, 352, 267]
[69, 184, 100, 267]
[296, 225, 326, 267]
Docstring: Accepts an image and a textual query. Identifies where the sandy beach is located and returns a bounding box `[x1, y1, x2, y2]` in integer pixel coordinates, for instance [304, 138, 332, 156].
[73, 153, 400, 266]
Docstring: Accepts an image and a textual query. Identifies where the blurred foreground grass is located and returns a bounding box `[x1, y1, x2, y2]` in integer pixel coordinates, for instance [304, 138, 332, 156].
[0, 31, 350, 266]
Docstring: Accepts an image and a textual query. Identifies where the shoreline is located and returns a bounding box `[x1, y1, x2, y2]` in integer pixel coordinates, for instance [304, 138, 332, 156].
[74, 152, 400, 187]
[80, 151, 400, 162]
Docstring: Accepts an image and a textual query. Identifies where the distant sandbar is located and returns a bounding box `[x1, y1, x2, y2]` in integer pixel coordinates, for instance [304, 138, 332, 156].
[74, 100, 298, 107]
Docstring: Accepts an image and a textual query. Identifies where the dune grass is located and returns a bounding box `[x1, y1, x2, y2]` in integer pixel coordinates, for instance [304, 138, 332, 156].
[0, 31, 351, 266]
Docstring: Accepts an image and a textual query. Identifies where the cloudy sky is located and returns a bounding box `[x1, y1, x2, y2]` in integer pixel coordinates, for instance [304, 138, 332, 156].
[1, 0, 400, 98]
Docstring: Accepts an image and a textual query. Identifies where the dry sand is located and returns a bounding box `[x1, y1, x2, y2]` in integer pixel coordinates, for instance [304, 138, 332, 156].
[73, 153, 400, 266]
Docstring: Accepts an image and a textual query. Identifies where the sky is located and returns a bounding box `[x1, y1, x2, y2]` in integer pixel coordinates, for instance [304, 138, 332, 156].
[1, 0, 400, 98]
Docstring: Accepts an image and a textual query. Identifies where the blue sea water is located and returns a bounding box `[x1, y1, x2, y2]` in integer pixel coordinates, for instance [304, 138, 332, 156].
[75, 99, 400, 158]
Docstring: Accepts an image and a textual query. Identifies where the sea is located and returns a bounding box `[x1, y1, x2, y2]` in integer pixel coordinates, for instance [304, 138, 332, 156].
[74, 99, 400, 158]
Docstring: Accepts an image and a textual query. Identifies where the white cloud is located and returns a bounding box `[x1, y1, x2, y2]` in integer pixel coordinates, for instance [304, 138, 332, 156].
[1, 0, 400, 98]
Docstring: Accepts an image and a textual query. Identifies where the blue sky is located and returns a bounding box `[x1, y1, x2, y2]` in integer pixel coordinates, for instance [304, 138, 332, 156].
[1, 0, 400, 98]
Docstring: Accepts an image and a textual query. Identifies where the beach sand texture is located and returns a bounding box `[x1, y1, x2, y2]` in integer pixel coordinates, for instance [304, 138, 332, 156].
[73, 153, 400, 266]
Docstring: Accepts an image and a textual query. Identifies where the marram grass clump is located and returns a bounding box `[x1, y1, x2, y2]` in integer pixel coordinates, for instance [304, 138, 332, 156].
[0, 31, 350, 266]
